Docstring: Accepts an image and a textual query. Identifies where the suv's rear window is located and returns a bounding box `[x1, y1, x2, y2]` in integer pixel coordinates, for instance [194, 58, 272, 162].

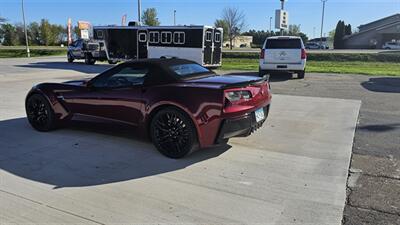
[266, 39, 302, 49]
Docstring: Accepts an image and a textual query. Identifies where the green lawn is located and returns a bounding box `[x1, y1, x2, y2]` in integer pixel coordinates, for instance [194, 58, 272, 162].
[221, 58, 400, 76]
[0, 46, 67, 58]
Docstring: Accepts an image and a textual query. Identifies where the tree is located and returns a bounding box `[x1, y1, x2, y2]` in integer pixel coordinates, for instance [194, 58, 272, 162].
[39, 19, 53, 45]
[345, 24, 352, 35]
[214, 19, 229, 42]
[28, 22, 41, 45]
[288, 24, 301, 35]
[0, 23, 17, 45]
[14, 23, 26, 45]
[141, 8, 160, 26]
[334, 20, 345, 49]
[221, 7, 246, 49]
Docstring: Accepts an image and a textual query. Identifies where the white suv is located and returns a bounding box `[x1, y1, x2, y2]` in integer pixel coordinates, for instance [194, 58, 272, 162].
[259, 36, 307, 79]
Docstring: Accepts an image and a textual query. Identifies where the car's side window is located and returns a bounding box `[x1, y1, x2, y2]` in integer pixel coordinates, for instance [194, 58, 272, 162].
[91, 66, 149, 89]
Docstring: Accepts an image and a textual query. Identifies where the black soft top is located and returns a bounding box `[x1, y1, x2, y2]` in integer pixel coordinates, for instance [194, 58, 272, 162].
[124, 58, 214, 81]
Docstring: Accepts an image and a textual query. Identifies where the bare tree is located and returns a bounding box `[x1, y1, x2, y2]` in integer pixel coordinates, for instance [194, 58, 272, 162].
[221, 7, 246, 49]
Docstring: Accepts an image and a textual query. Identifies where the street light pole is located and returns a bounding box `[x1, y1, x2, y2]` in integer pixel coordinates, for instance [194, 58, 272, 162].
[174, 10, 176, 26]
[320, 0, 328, 48]
[269, 16, 272, 33]
[137, 0, 141, 24]
[21, 0, 30, 57]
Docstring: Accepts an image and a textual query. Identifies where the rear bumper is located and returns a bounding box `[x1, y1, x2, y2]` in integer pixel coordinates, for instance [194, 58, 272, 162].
[259, 60, 306, 71]
[216, 105, 270, 143]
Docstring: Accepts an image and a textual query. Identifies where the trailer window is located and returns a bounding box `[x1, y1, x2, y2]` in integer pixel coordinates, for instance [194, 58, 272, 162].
[215, 32, 221, 42]
[139, 33, 147, 42]
[173, 32, 185, 44]
[161, 32, 172, 44]
[96, 30, 104, 39]
[149, 32, 159, 43]
[206, 31, 212, 42]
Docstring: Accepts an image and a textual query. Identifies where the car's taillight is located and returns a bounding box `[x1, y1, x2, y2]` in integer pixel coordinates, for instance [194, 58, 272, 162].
[225, 90, 252, 104]
[260, 49, 265, 59]
[301, 48, 307, 59]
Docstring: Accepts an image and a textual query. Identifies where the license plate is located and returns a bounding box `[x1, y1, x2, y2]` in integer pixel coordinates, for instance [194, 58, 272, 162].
[255, 108, 265, 122]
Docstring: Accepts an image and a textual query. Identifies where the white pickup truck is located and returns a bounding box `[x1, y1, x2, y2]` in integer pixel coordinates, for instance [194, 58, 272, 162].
[259, 36, 307, 79]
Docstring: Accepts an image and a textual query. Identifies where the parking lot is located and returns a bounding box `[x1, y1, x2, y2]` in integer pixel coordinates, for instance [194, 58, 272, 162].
[0, 56, 399, 224]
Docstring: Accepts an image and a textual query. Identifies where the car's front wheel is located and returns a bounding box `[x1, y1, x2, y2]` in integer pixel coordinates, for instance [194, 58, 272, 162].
[26, 94, 57, 132]
[150, 107, 197, 158]
[67, 53, 74, 63]
[85, 54, 96, 65]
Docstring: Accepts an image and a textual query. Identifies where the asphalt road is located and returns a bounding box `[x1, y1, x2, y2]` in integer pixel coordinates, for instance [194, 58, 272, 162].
[223, 48, 397, 54]
[0, 57, 362, 224]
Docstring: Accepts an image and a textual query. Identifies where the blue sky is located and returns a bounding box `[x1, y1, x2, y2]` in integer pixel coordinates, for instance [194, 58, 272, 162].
[1, 0, 399, 38]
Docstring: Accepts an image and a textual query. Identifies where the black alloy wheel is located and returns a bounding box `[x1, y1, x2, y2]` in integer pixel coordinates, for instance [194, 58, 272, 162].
[26, 94, 57, 131]
[150, 108, 197, 158]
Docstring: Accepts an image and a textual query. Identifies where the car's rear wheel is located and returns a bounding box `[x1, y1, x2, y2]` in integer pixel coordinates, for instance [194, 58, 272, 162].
[298, 70, 305, 79]
[150, 107, 197, 158]
[26, 94, 57, 132]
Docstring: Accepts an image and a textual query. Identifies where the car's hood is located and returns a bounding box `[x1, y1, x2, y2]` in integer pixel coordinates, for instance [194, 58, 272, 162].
[181, 75, 266, 88]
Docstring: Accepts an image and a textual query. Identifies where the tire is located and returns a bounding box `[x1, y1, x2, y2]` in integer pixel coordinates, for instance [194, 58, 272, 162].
[26, 94, 57, 132]
[150, 107, 197, 158]
[67, 53, 74, 63]
[108, 60, 117, 64]
[298, 70, 305, 79]
[85, 54, 96, 65]
[259, 68, 267, 77]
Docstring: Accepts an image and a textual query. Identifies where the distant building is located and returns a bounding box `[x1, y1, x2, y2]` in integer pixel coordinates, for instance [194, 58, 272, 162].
[344, 14, 400, 49]
[223, 36, 253, 48]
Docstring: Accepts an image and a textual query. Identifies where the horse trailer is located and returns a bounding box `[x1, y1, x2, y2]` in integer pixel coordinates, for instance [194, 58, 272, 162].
[93, 25, 223, 67]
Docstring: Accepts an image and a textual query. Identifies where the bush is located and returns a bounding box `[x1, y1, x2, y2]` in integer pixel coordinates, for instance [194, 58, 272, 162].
[222, 52, 400, 62]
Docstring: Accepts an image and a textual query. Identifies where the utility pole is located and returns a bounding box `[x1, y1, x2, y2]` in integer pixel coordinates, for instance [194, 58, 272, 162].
[269, 16, 272, 33]
[320, 0, 328, 48]
[174, 10, 176, 26]
[21, 0, 30, 57]
[313, 27, 316, 39]
[137, 0, 141, 24]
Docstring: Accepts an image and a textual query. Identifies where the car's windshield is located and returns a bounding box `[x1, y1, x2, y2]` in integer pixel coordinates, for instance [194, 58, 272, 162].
[169, 63, 211, 77]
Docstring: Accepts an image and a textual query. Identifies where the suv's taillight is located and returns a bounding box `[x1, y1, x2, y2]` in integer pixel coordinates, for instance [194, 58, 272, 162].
[301, 48, 307, 59]
[260, 49, 265, 59]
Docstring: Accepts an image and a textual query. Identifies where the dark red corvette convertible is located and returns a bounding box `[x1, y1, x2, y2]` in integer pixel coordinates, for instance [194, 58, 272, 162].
[26, 59, 271, 158]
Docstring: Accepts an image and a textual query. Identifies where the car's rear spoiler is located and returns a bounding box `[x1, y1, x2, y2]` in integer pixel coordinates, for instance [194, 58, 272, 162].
[222, 75, 270, 89]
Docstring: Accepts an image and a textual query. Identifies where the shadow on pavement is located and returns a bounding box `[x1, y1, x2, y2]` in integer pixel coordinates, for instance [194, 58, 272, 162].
[358, 123, 400, 132]
[16, 61, 112, 74]
[361, 77, 400, 93]
[0, 117, 229, 188]
[224, 71, 294, 82]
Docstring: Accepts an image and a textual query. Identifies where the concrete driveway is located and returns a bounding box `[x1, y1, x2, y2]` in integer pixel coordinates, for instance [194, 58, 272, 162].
[0, 57, 360, 224]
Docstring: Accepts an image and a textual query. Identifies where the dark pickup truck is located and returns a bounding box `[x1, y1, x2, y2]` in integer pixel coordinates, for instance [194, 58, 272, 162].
[67, 39, 115, 65]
